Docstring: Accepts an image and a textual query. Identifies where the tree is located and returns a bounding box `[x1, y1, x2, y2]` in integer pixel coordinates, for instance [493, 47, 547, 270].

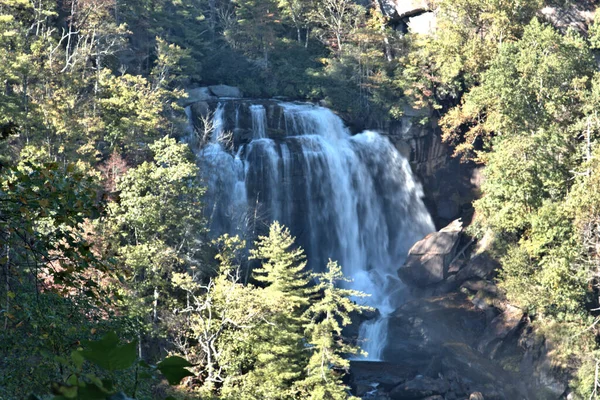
[309, 0, 364, 52]
[295, 260, 368, 400]
[238, 221, 313, 399]
[171, 234, 266, 391]
[106, 137, 205, 346]
[0, 154, 114, 397]
[441, 18, 594, 159]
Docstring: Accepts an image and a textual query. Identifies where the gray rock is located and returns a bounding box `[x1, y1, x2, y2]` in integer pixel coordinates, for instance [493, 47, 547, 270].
[350, 361, 418, 393]
[398, 219, 462, 287]
[182, 87, 215, 106]
[377, 0, 432, 19]
[477, 305, 524, 357]
[389, 376, 449, 399]
[455, 252, 499, 283]
[208, 84, 243, 98]
[540, 4, 595, 34]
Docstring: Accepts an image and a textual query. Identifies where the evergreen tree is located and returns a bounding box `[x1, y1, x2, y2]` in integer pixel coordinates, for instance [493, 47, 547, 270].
[238, 221, 313, 399]
[295, 260, 368, 400]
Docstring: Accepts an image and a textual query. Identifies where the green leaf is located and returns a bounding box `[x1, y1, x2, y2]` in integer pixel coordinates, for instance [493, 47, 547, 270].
[156, 356, 195, 385]
[51, 382, 77, 399]
[77, 382, 110, 400]
[81, 332, 138, 371]
[71, 350, 85, 369]
[66, 374, 78, 386]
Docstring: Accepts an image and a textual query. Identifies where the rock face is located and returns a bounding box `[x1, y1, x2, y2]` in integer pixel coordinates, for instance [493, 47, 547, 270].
[540, 2, 596, 33]
[182, 87, 215, 107]
[389, 376, 449, 399]
[207, 84, 243, 98]
[183, 85, 243, 107]
[398, 219, 462, 287]
[376, 0, 436, 33]
[477, 305, 524, 357]
[349, 222, 569, 399]
[348, 290, 566, 399]
[377, 0, 431, 19]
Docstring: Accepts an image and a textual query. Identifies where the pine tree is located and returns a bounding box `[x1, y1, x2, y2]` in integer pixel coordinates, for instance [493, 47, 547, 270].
[240, 222, 313, 399]
[295, 259, 368, 400]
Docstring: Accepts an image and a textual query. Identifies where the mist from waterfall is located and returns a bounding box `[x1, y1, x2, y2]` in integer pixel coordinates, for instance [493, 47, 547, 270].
[194, 101, 434, 360]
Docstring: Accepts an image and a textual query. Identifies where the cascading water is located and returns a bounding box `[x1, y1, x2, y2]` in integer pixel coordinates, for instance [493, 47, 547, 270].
[249, 105, 267, 139]
[194, 101, 434, 360]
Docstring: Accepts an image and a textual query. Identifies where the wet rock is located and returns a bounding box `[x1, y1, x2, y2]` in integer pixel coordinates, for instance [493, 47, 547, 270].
[398, 219, 462, 287]
[385, 293, 488, 361]
[350, 361, 419, 394]
[477, 305, 524, 357]
[436, 197, 460, 221]
[389, 376, 449, 399]
[208, 84, 243, 98]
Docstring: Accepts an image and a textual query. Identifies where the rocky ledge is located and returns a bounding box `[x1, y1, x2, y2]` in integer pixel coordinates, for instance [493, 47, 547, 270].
[350, 221, 569, 400]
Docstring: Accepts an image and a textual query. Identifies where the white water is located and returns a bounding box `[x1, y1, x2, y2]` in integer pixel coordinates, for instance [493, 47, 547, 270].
[249, 105, 267, 139]
[212, 102, 226, 143]
[195, 102, 434, 360]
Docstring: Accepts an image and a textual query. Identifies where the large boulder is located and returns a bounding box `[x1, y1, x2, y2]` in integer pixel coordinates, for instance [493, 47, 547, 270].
[376, 0, 436, 33]
[377, 0, 431, 19]
[398, 219, 462, 287]
[208, 84, 243, 98]
[181, 87, 215, 107]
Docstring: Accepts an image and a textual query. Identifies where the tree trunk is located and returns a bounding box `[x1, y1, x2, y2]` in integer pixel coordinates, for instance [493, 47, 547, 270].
[4, 244, 9, 330]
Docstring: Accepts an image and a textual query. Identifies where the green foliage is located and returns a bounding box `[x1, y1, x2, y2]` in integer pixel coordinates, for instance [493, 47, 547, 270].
[156, 356, 196, 386]
[441, 18, 594, 158]
[294, 260, 368, 400]
[399, 0, 542, 114]
[168, 223, 364, 399]
[35, 332, 195, 399]
[81, 332, 138, 372]
[106, 136, 206, 344]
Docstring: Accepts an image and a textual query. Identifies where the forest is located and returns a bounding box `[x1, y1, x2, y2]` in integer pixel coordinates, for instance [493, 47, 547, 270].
[3, 0, 600, 398]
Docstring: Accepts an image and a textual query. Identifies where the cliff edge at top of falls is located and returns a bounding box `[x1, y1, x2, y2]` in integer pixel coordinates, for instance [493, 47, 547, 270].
[348, 221, 569, 400]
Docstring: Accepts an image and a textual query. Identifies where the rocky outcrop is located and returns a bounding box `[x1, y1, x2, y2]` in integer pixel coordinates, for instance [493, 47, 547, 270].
[477, 305, 524, 358]
[540, 2, 596, 34]
[376, 0, 436, 33]
[349, 223, 570, 399]
[389, 376, 449, 399]
[398, 219, 462, 287]
[349, 290, 567, 399]
[377, 0, 432, 20]
[182, 85, 242, 107]
[207, 84, 243, 98]
[182, 87, 216, 107]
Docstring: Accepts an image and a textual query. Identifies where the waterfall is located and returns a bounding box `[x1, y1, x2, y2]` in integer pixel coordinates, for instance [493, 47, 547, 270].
[212, 102, 226, 143]
[194, 101, 434, 360]
[249, 105, 267, 139]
